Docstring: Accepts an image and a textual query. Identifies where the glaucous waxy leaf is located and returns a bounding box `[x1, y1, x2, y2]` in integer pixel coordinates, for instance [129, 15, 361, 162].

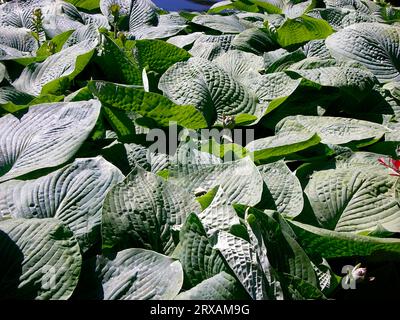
[246, 209, 323, 299]
[215, 231, 267, 300]
[0, 218, 81, 300]
[197, 186, 241, 236]
[159, 57, 263, 125]
[276, 115, 388, 146]
[13, 38, 98, 96]
[0, 26, 39, 60]
[191, 14, 247, 33]
[326, 23, 400, 83]
[305, 165, 400, 233]
[166, 157, 264, 207]
[0, 157, 124, 251]
[0, 100, 101, 182]
[102, 166, 201, 255]
[189, 34, 236, 61]
[97, 248, 183, 300]
[258, 160, 304, 218]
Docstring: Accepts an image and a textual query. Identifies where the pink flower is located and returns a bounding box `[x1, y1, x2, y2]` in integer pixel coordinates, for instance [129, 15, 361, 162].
[378, 157, 400, 177]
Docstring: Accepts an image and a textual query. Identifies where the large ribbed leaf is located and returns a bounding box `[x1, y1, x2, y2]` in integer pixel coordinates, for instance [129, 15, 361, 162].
[276, 115, 388, 146]
[13, 38, 98, 96]
[325, 23, 400, 83]
[0, 100, 101, 182]
[88, 80, 208, 129]
[172, 213, 228, 288]
[215, 231, 267, 300]
[189, 34, 236, 60]
[130, 13, 187, 40]
[258, 160, 304, 218]
[102, 166, 201, 255]
[97, 248, 183, 300]
[192, 14, 247, 33]
[0, 26, 38, 60]
[305, 165, 400, 233]
[175, 271, 249, 300]
[0, 157, 123, 251]
[159, 57, 263, 126]
[246, 209, 322, 299]
[198, 187, 241, 237]
[0, 218, 81, 300]
[166, 157, 264, 206]
[286, 59, 377, 100]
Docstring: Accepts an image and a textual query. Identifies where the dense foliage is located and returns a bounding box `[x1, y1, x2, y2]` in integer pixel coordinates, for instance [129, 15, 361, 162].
[1, 0, 400, 300]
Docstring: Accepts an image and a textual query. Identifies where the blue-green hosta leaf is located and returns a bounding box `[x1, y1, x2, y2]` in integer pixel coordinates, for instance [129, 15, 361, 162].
[232, 28, 278, 55]
[102, 166, 201, 255]
[305, 165, 400, 233]
[215, 231, 268, 300]
[302, 39, 331, 59]
[172, 213, 228, 288]
[276, 115, 388, 146]
[0, 218, 81, 300]
[309, 8, 377, 30]
[0, 62, 5, 83]
[213, 50, 264, 81]
[0, 26, 38, 60]
[276, 15, 333, 48]
[129, 13, 188, 40]
[13, 38, 98, 96]
[0, 157, 123, 251]
[324, 0, 380, 15]
[167, 32, 205, 49]
[246, 209, 323, 299]
[62, 23, 99, 49]
[191, 14, 247, 34]
[175, 271, 249, 300]
[0, 100, 101, 182]
[80, 12, 110, 29]
[289, 220, 400, 259]
[198, 186, 241, 236]
[166, 157, 264, 207]
[244, 71, 302, 103]
[159, 57, 263, 125]
[325, 23, 400, 83]
[286, 59, 377, 100]
[97, 248, 183, 300]
[189, 34, 236, 61]
[88, 81, 208, 129]
[41, 1, 85, 38]
[258, 160, 304, 218]
[100, 0, 133, 23]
